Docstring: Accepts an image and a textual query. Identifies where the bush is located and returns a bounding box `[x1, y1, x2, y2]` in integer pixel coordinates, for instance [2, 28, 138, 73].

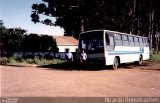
[0, 56, 65, 65]
[26, 59, 34, 64]
[150, 52, 160, 62]
[16, 57, 26, 63]
[8, 57, 17, 64]
[0, 57, 9, 65]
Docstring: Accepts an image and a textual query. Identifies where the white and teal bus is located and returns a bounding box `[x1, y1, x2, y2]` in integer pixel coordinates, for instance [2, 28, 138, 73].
[78, 30, 150, 69]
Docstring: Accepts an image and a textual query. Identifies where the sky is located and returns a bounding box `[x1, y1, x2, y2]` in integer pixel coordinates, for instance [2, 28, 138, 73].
[0, 0, 64, 36]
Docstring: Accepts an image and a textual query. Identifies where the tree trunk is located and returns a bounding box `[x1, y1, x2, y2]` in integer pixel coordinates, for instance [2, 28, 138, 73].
[149, 7, 154, 52]
[80, 19, 84, 32]
[131, 0, 136, 34]
[155, 31, 160, 52]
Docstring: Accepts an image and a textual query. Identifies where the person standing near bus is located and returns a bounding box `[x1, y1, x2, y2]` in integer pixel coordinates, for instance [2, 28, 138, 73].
[65, 49, 73, 68]
[80, 49, 87, 64]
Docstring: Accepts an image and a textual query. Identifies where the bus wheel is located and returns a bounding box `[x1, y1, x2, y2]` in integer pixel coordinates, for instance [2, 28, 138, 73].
[113, 57, 119, 69]
[138, 55, 143, 65]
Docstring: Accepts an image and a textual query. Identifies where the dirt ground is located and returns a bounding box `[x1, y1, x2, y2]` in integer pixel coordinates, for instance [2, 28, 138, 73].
[1, 62, 160, 97]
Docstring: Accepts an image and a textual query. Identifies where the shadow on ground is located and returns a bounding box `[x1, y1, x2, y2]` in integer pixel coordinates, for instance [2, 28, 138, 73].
[2, 64, 25, 67]
[120, 62, 149, 69]
[38, 62, 112, 71]
[120, 62, 160, 71]
[1, 63, 37, 67]
[38, 62, 151, 71]
[2, 61, 156, 71]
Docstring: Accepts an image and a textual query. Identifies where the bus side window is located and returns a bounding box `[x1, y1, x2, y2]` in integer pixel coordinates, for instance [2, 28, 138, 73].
[106, 33, 115, 51]
[106, 34, 114, 46]
[128, 36, 134, 46]
[134, 37, 139, 46]
[109, 36, 114, 46]
[142, 38, 146, 46]
[139, 37, 143, 46]
[145, 38, 149, 46]
[105, 34, 110, 45]
[115, 34, 122, 46]
[122, 35, 129, 46]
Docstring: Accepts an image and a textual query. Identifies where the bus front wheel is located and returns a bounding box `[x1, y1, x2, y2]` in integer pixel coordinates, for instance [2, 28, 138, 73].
[113, 57, 119, 69]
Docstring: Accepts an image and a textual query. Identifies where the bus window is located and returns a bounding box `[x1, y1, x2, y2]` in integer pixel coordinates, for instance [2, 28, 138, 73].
[81, 40, 86, 49]
[128, 36, 134, 46]
[106, 34, 114, 46]
[139, 37, 143, 46]
[109, 36, 114, 46]
[122, 35, 129, 46]
[134, 37, 138, 41]
[145, 38, 149, 46]
[115, 34, 121, 40]
[139, 37, 143, 42]
[105, 34, 110, 45]
[79, 31, 104, 53]
[122, 35, 128, 40]
[105, 33, 115, 51]
[134, 37, 139, 46]
[142, 38, 146, 46]
[115, 34, 122, 46]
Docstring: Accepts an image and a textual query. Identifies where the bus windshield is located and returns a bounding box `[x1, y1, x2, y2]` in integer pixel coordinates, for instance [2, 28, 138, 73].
[79, 31, 104, 53]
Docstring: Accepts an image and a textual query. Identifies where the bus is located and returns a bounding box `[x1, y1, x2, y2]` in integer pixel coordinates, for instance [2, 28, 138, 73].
[78, 29, 150, 69]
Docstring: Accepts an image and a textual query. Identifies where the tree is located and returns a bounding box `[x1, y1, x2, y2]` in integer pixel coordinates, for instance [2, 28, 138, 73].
[23, 34, 40, 52]
[31, 0, 160, 51]
[152, 0, 160, 52]
[0, 27, 27, 52]
[31, 0, 83, 38]
[31, 0, 135, 38]
[0, 20, 58, 57]
[0, 20, 7, 52]
[0, 20, 4, 28]
[127, 0, 160, 51]
[40, 35, 58, 52]
[23, 34, 58, 52]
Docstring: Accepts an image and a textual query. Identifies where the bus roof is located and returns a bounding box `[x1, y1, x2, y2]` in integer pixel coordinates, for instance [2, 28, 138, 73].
[80, 29, 147, 38]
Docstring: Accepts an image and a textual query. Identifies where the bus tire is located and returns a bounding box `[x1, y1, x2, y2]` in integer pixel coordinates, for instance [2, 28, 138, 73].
[138, 55, 143, 65]
[113, 57, 119, 69]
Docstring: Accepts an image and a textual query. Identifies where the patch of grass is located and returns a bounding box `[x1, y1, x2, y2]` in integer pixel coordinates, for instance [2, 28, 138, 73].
[36, 58, 64, 65]
[149, 52, 160, 62]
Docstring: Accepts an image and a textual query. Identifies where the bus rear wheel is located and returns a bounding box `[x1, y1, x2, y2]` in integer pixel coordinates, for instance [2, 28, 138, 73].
[113, 57, 119, 69]
[135, 55, 143, 65]
[138, 55, 143, 65]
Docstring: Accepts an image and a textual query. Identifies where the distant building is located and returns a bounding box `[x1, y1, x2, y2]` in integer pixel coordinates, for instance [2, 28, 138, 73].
[54, 36, 78, 59]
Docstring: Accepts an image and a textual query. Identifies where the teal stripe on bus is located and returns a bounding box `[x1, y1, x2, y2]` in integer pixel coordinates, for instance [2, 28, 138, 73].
[108, 51, 143, 55]
[108, 47, 144, 55]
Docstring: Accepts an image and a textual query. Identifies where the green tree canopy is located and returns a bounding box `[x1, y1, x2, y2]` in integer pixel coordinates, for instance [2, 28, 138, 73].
[0, 20, 58, 53]
[0, 27, 27, 51]
[31, 0, 136, 38]
[23, 34, 58, 52]
[31, 0, 160, 51]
